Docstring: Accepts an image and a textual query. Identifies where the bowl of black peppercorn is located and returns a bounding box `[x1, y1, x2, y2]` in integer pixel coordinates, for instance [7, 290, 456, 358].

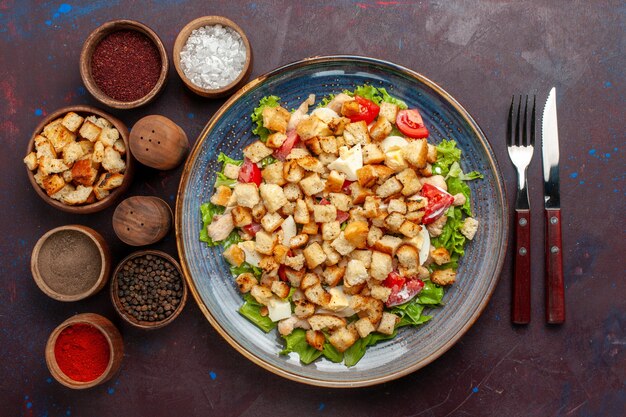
[110, 250, 187, 329]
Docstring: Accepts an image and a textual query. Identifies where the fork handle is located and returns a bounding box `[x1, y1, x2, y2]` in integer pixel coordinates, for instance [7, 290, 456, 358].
[512, 209, 531, 324]
[545, 208, 565, 324]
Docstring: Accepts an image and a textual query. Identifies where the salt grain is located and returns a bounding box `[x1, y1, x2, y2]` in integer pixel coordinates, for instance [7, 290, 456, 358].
[180, 25, 247, 90]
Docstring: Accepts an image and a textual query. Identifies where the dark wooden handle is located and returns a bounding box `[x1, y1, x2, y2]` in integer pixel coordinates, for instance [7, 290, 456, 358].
[545, 208, 565, 324]
[512, 210, 531, 324]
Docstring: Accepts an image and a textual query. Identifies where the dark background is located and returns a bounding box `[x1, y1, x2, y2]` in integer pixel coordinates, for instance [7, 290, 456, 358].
[1, 1, 624, 416]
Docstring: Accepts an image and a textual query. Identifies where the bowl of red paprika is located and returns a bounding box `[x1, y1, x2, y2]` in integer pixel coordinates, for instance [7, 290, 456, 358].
[45, 313, 124, 389]
[80, 20, 169, 109]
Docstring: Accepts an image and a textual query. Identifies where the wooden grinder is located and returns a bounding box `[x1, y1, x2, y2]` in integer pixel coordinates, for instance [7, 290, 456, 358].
[129, 115, 189, 170]
[112, 196, 172, 246]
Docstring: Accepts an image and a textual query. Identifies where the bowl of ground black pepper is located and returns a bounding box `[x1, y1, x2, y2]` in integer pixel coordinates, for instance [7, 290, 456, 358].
[31, 225, 111, 302]
[80, 20, 168, 109]
[111, 250, 187, 329]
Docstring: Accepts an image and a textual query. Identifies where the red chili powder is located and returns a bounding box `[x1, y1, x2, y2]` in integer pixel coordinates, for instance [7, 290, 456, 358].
[54, 323, 110, 382]
[91, 30, 162, 102]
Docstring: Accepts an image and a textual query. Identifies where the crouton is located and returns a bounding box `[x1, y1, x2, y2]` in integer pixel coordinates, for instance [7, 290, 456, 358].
[396, 168, 422, 196]
[460, 217, 479, 240]
[223, 163, 241, 180]
[328, 326, 359, 353]
[297, 155, 325, 173]
[77, 140, 94, 155]
[321, 221, 341, 241]
[266, 132, 287, 149]
[384, 148, 408, 172]
[344, 259, 368, 286]
[370, 251, 393, 280]
[349, 181, 374, 204]
[431, 269, 456, 286]
[261, 161, 285, 185]
[223, 244, 245, 267]
[313, 204, 336, 223]
[379, 102, 399, 123]
[42, 174, 65, 196]
[452, 193, 467, 207]
[431, 247, 451, 265]
[325, 170, 346, 193]
[397, 245, 419, 271]
[249, 203, 266, 223]
[23, 152, 38, 171]
[62, 185, 93, 205]
[78, 119, 102, 143]
[297, 116, 332, 141]
[322, 265, 345, 287]
[99, 127, 119, 147]
[288, 234, 308, 249]
[384, 212, 405, 232]
[262, 105, 290, 133]
[232, 183, 260, 208]
[255, 230, 276, 255]
[376, 176, 402, 198]
[322, 241, 341, 266]
[354, 317, 375, 338]
[291, 199, 309, 225]
[102, 147, 125, 173]
[211, 185, 232, 207]
[327, 116, 350, 135]
[243, 140, 273, 163]
[61, 112, 84, 133]
[34, 135, 57, 160]
[300, 173, 326, 196]
[367, 225, 383, 248]
[426, 215, 448, 237]
[369, 285, 392, 302]
[420, 163, 433, 177]
[369, 116, 392, 141]
[64, 169, 77, 185]
[285, 147, 311, 160]
[350, 295, 384, 325]
[426, 143, 438, 163]
[304, 283, 331, 306]
[50, 184, 75, 202]
[387, 199, 405, 214]
[303, 329, 325, 351]
[46, 123, 76, 152]
[294, 299, 316, 319]
[377, 312, 400, 335]
[327, 193, 352, 213]
[303, 242, 327, 269]
[304, 136, 323, 155]
[402, 138, 428, 169]
[40, 158, 69, 176]
[250, 285, 274, 306]
[283, 183, 302, 201]
[373, 165, 396, 184]
[259, 256, 279, 273]
[271, 280, 290, 299]
[93, 186, 109, 200]
[372, 235, 403, 255]
[308, 314, 346, 331]
[234, 273, 257, 294]
[230, 206, 252, 227]
[331, 232, 356, 256]
[343, 221, 368, 248]
[341, 99, 360, 117]
[360, 196, 379, 219]
[343, 121, 370, 146]
[300, 272, 321, 291]
[362, 143, 386, 165]
[258, 212, 282, 233]
[318, 135, 338, 154]
[356, 164, 378, 188]
[281, 160, 303, 184]
[112, 139, 126, 155]
[301, 222, 319, 235]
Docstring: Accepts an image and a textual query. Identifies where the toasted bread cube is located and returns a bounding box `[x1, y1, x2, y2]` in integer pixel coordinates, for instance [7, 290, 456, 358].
[343, 121, 370, 146]
[460, 217, 479, 240]
[328, 193, 352, 212]
[452, 193, 467, 207]
[261, 161, 285, 186]
[327, 116, 350, 135]
[388, 199, 407, 214]
[223, 244, 245, 267]
[369, 116, 392, 141]
[50, 184, 75, 202]
[431, 269, 456, 286]
[297, 155, 325, 173]
[235, 273, 257, 293]
[35, 135, 57, 160]
[305, 136, 323, 155]
[95, 172, 124, 191]
[72, 160, 98, 186]
[421, 175, 448, 191]
[376, 176, 402, 198]
[313, 204, 336, 223]
[232, 183, 260, 208]
[308, 314, 346, 332]
[62, 185, 93, 205]
[372, 235, 403, 256]
[384, 148, 408, 173]
[420, 163, 433, 177]
[259, 183, 288, 213]
[331, 232, 356, 256]
[284, 252, 306, 271]
[350, 250, 372, 269]
[46, 123, 76, 152]
[325, 170, 346, 193]
[431, 247, 451, 265]
[303, 242, 327, 269]
[283, 183, 302, 201]
[113, 138, 126, 155]
[377, 312, 400, 335]
[300, 272, 321, 290]
[41, 117, 62, 137]
[397, 245, 419, 272]
[379, 102, 399, 123]
[62, 169, 73, 183]
[250, 203, 266, 223]
[319, 136, 338, 155]
[40, 158, 70, 175]
[62, 142, 85, 166]
[349, 181, 374, 205]
[301, 222, 319, 235]
[322, 241, 341, 266]
[266, 132, 287, 149]
[369, 285, 392, 302]
[77, 139, 94, 155]
[362, 196, 381, 218]
[426, 143, 438, 163]
[78, 120, 102, 143]
[403, 139, 428, 168]
[356, 164, 378, 188]
[260, 211, 283, 233]
[42, 174, 65, 196]
[271, 280, 290, 299]
[33, 168, 47, 188]
[91, 141, 105, 163]
[296, 115, 332, 140]
[23, 152, 38, 171]
[222, 163, 240, 180]
[243, 140, 273, 163]
[367, 225, 383, 248]
[262, 105, 290, 134]
[343, 221, 368, 248]
[93, 186, 109, 200]
[99, 127, 119, 147]
[294, 199, 310, 224]
[283, 160, 305, 183]
[385, 212, 405, 232]
[321, 221, 341, 241]
[255, 230, 276, 255]
[344, 259, 368, 286]
[355, 317, 376, 338]
[250, 285, 274, 306]
[61, 112, 84, 133]
[396, 168, 422, 196]
[231, 206, 253, 227]
[370, 251, 393, 281]
[305, 330, 325, 351]
[210, 185, 232, 206]
[328, 326, 359, 353]
[289, 234, 309, 249]
[372, 165, 395, 183]
[362, 143, 385, 165]
[341, 100, 360, 117]
[285, 147, 311, 160]
[102, 147, 125, 173]
[322, 265, 345, 287]
[300, 173, 325, 196]
[294, 299, 316, 319]
[399, 221, 420, 238]
[304, 283, 331, 306]
[95, 117, 112, 128]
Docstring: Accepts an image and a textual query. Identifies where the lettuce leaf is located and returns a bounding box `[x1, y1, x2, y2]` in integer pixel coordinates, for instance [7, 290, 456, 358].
[280, 329, 323, 364]
[217, 152, 243, 167]
[230, 262, 262, 279]
[431, 206, 466, 261]
[214, 172, 237, 188]
[259, 155, 277, 168]
[350, 85, 408, 109]
[433, 139, 462, 176]
[239, 294, 276, 333]
[317, 94, 335, 108]
[251, 95, 281, 141]
[416, 280, 445, 305]
[199, 202, 225, 245]
[343, 331, 397, 367]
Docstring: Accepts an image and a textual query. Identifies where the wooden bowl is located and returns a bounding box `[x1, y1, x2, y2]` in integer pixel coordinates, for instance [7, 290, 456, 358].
[173, 16, 252, 98]
[31, 225, 111, 302]
[129, 115, 189, 170]
[25, 105, 134, 214]
[110, 250, 187, 330]
[112, 196, 172, 246]
[80, 20, 169, 109]
[46, 313, 123, 389]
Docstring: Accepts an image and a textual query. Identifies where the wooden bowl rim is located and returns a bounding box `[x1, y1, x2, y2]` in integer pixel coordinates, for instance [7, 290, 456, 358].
[80, 19, 169, 109]
[112, 196, 173, 246]
[25, 105, 134, 214]
[110, 249, 187, 329]
[172, 15, 252, 98]
[45, 313, 123, 389]
[31, 225, 111, 302]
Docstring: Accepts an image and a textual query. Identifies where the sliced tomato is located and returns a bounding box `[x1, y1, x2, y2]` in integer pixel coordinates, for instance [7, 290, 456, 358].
[238, 158, 262, 186]
[341, 179, 354, 193]
[347, 96, 380, 125]
[336, 210, 350, 223]
[396, 109, 429, 138]
[385, 276, 424, 307]
[242, 222, 262, 237]
[383, 271, 406, 289]
[420, 183, 454, 224]
[274, 129, 299, 161]
[278, 265, 288, 282]
[319, 198, 330, 205]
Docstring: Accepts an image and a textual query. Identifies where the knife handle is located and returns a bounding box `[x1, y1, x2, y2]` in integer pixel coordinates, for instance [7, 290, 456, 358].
[512, 210, 531, 324]
[545, 208, 565, 324]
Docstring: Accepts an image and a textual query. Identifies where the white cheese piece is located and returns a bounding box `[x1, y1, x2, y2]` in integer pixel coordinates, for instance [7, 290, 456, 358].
[327, 144, 363, 181]
[237, 241, 261, 267]
[380, 135, 408, 153]
[268, 297, 292, 322]
[419, 226, 431, 265]
[281, 215, 296, 246]
[311, 107, 339, 123]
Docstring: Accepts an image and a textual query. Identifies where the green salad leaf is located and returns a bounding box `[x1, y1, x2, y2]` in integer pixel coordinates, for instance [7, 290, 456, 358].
[230, 262, 262, 279]
[259, 155, 277, 168]
[351, 85, 408, 109]
[199, 202, 225, 245]
[217, 152, 243, 167]
[417, 280, 445, 305]
[251, 95, 281, 142]
[433, 139, 462, 176]
[214, 172, 237, 188]
[343, 331, 397, 367]
[280, 329, 323, 364]
[239, 294, 276, 333]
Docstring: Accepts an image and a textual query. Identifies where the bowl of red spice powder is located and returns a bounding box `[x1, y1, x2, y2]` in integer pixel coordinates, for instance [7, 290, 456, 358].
[45, 313, 123, 389]
[80, 20, 168, 109]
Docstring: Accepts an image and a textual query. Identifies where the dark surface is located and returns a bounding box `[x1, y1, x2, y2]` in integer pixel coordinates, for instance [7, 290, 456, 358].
[0, 1, 623, 416]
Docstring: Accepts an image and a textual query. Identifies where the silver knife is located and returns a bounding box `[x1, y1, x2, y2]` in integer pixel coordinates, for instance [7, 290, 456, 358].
[542, 87, 565, 324]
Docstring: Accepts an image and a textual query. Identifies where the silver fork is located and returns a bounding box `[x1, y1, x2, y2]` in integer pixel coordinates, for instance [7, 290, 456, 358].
[507, 95, 535, 324]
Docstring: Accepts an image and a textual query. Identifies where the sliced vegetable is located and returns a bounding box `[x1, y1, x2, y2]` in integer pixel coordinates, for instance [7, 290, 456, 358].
[274, 130, 299, 161]
[347, 95, 380, 125]
[396, 109, 429, 139]
[384, 271, 424, 307]
[239, 294, 276, 332]
[242, 222, 262, 237]
[238, 158, 262, 186]
[420, 183, 455, 224]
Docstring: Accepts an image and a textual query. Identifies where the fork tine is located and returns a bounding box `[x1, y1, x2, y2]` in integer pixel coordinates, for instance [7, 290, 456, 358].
[507, 96, 514, 147]
[522, 95, 529, 146]
[530, 95, 536, 147]
[515, 95, 522, 146]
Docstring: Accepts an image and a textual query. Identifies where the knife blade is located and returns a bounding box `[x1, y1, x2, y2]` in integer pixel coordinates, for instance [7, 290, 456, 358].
[541, 87, 565, 324]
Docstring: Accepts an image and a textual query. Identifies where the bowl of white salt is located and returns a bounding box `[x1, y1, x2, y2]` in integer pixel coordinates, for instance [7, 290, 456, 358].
[173, 16, 252, 98]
